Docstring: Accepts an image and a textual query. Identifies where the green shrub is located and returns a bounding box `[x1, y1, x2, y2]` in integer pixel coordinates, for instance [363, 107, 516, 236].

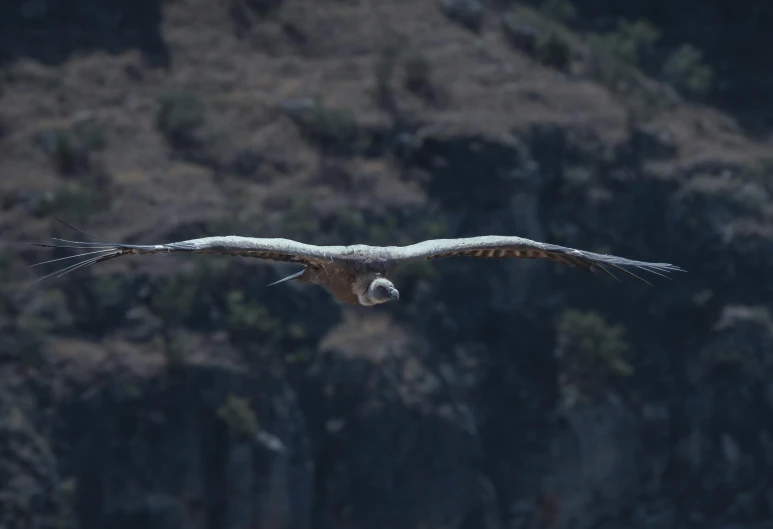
[501, 11, 572, 71]
[556, 309, 632, 407]
[558, 309, 631, 374]
[501, 15, 541, 55]
[226, 290, 283, 344]
[72, 118, 108, 151]
[662, 43, 713, 97]
[534, 31, 571, 70]
[592, 19, 660, 66]
[403, 52, 434, 97]
[586, 19, 674, 118]
[587, 19, 660, 89]
[156, 91, 206, 147]
[151, 275, 198, 325]
[217, 394, 260, 438]
[287, 102, 358, 153]
[45, 118, 107, 175]
[52, 131, 79, 174]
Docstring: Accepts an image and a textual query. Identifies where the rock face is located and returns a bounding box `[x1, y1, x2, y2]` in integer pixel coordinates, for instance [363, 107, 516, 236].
[62, 367, 313, 529]
[1, 1, 773, 529]
[1, 358, 315, 529]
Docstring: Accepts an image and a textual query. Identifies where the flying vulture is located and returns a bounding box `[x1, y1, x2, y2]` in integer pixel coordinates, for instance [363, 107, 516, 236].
[31, 220, 684, 306]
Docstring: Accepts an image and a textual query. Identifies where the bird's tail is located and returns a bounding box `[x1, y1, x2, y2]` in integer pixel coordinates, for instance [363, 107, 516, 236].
[28, 219, 155, 281]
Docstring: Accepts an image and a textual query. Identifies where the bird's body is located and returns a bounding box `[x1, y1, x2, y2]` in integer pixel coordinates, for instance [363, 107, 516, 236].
[31, 221, 685, 305]
[294, 247, 395, 305]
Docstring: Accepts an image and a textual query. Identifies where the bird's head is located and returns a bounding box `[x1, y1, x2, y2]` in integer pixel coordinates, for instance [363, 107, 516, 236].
[359, 277, 400, 306]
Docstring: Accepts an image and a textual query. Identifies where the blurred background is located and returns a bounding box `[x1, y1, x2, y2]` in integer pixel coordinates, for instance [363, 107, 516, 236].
[1, 0, 773, 528]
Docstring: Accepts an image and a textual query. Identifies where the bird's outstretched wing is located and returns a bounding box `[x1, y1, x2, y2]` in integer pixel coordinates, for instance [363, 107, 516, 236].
[386, 236, 684, 285]
[29, 220, 345, 281]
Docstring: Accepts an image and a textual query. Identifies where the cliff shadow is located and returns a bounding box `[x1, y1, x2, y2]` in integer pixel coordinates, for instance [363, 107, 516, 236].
[0, 0, 169, 68]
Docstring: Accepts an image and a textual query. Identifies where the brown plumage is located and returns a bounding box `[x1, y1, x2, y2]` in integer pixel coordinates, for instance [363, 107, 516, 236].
[30, 220, 685, 306]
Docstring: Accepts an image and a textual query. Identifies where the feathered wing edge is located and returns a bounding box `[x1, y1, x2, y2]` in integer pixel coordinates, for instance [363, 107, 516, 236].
[28, 219, 339, 282]
[30, 222, 684, 286]
[28, 220, 154, 281]
[387, 236, 685, 286]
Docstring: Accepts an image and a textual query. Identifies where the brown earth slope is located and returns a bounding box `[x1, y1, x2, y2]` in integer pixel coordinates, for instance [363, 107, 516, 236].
[1, 1, 773, 528]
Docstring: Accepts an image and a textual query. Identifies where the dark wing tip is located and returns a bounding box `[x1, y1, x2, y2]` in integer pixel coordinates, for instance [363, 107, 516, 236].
[547, 244, 684, 286]
[591, 253, 685, 286]
[29, 222, 130, 281]
[53, 218, 120, 245]
[35, 251, 123, 281]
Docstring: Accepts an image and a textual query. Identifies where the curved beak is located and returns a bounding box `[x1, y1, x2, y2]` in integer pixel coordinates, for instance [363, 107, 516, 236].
[388, 287, 400, 300]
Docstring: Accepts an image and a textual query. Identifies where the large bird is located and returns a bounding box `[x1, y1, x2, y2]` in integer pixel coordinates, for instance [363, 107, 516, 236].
[31, 220, 684, 306]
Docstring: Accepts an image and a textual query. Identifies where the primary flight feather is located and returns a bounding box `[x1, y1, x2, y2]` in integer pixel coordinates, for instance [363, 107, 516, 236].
[31, 220, 685, 306]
